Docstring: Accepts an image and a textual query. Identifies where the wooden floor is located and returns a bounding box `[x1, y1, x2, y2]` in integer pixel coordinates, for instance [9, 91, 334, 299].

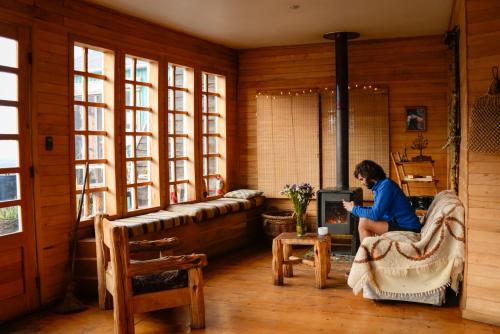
[3, 245, 500, 334]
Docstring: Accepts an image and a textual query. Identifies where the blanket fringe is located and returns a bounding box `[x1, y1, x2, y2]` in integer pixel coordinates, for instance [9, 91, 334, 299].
[368, 280, 452, 299]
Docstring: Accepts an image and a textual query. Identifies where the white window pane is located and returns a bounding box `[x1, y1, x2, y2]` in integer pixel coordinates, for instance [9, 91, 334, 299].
[208, 137, 217, 154]
[137, 186, 150, 209]
[175, 160, 185, 180]
[208, 157, 217, 174]
[88, 135, 104, 160]
[136, 110, 150, 132]
[0, 173, 19, 202]
[74, 105, 85, 131]
[201, 73, 206, 92]
[87, 49, 103, 75]
[208, 95, 216, 113]
[75, 135, 85, 160]
[0, 106, 18, 134]
[208, 116, 217, 133]
[89, 164, 105, 188]
[207, 177, 217, 196]
[135, 136, 150, 158]
[202, 96, 206, 113]
[168, 89, 174, 111]
[88, 107, 104, 131]
[88, 77, 103, 103]
[168, 113, 174, 134]
[136, 60, 149, 83]
[125, 57, 134, 81]
[136, 160, 150, 182]
[0, 37, 17, 68]
[207, 75, 216, 93]
[74, 75, 85, 101]
[175, 137, 185, 157]
[169, 161, 175, 182]
[175, 90, 185, 111]
[73, 45, 84, 71]
[125, 109, 134, 132]
[89, 192, 105, 216]
[175, 67, 185, 87]
[75, 164, 84, 189]
[136, 85, 149, 107]
[126, 161, 135, 184]
[175, 114, 185, 134]
[125, 136, 134, 158]
[0, 205, 20, 236]
[168, 64, 173, 86]
[127, 187, 135, 210]
[0, 72, 18, 101]
[0, 140, 19, 168]
[125, 83, 133, 106]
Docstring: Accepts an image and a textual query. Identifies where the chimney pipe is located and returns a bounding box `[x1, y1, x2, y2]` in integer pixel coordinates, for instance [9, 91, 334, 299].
[323, 31, 360, 190]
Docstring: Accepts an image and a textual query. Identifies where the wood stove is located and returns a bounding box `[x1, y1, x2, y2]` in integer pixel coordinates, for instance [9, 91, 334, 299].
[318, 31, 362, 255]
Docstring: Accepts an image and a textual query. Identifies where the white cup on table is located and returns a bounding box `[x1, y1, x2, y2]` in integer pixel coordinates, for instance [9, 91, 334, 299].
[318, 227, 328, 236]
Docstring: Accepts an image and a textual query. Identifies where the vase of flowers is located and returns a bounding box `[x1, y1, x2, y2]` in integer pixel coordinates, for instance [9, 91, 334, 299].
[281, 183, 314, 237]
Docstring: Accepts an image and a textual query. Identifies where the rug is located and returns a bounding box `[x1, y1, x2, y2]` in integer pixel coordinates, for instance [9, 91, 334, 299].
[301, 248, 354, 272]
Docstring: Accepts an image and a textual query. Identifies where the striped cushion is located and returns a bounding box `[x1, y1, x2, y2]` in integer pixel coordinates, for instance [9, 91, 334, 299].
[111, 210, 191, 237]
[223, 189, 263, 199]
[168, 196, 265, 223]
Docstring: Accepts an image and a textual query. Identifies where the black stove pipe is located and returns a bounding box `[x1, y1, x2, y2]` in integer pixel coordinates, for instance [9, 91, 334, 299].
[323, 31, 360, 190]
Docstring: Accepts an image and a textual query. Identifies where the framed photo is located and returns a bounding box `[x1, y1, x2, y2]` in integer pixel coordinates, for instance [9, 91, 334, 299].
[405, 106, 426, 131]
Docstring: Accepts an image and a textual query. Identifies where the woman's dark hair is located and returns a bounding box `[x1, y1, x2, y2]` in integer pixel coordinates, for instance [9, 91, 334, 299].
[354, 160, 386, 181]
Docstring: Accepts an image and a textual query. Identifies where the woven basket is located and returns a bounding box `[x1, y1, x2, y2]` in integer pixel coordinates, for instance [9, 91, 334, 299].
[261, 210, 296, 242]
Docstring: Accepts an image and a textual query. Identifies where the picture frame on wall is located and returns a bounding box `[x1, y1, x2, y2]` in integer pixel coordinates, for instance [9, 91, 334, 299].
[405, 106, 426, 131]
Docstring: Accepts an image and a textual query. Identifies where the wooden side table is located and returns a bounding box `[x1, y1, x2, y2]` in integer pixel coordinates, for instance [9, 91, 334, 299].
[272, 232, 331, 289]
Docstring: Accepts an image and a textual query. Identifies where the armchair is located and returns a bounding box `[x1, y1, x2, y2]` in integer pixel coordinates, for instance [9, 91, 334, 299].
[94, 215, 207, 334]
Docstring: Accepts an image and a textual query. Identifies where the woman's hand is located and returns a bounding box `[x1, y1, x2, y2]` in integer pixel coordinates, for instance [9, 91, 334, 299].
[342, 200, 354, 213]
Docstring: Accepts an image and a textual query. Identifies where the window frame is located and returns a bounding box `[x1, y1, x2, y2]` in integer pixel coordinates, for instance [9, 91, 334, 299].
[70, 41, 116, 222]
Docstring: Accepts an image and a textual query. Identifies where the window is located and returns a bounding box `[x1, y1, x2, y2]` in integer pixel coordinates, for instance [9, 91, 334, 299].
[167, 64, 195, 203]
[125, 55, 159, 211]
[73, 44, 115, 218]
[201, 72, 226, 197]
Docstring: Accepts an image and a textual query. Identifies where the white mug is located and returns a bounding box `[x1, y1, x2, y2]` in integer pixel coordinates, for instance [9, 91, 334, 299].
[318, 227, 328, 236]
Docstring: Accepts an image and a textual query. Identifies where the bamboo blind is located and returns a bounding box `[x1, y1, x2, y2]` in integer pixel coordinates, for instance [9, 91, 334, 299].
[256, 93, 320, 197]
[321, 88, 389, 201]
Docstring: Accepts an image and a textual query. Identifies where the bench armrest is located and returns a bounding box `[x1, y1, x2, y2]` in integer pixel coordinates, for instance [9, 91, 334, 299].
[128, 254, 208, 276]
[129, 237, 180, 253]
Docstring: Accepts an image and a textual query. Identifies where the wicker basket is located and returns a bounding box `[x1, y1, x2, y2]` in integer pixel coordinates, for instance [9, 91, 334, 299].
[261, 210, 296, 242]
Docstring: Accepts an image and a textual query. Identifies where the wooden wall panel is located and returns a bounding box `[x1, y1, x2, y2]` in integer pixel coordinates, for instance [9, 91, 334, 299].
[0, 0, 238, 305]
[451, 0, 500, 325]
[238, 36, 450, 199]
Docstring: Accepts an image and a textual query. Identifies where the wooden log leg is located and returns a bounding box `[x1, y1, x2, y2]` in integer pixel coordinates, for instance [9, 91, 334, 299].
[272, 238, 284, 285]
[326, 237, 332, 277]
[188, 268, 206, 329]
[314, 240, 328, 289]
[283, 244, 293, 277]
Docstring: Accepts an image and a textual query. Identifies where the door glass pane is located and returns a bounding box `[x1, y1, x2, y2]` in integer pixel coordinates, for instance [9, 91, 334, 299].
[0, 205, 20, 236]
[168, 89, 174, 111]
[168, 113, 174, 134]
[175, 90, 185, 111]
[125, 109, 134, 132]
[168, 137, 174, 158]
[0, 37, 18, 68]
[0, 173, 19, 202]
[125, 83, 133, 106]
[135, 85, 149, 107]
[0, 106, 18, 134]
[125, 136, 134, 158]
[0, 140, 19, 168]
[75, 164, 84, 189]
[0, 72, 18, 101]
[137, 186, 150, 208]
[168, 64, 173, 86]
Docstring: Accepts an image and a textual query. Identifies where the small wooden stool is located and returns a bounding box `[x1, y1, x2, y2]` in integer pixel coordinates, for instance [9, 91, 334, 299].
[272, 232, 331, 289]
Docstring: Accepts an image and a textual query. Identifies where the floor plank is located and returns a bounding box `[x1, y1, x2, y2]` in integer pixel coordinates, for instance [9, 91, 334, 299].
[2, 245, 500, 333]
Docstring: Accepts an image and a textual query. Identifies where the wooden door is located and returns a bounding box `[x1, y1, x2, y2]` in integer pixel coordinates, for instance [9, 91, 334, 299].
[0, 23, 38, 322]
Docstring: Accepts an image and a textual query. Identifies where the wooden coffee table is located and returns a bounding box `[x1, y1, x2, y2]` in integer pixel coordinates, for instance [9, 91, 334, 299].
[272, 232, 331, 289]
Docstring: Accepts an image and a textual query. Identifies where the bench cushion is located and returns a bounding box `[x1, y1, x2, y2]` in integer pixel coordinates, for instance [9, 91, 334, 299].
[111, 210, 191, 237]
[168, 196, 265, 223]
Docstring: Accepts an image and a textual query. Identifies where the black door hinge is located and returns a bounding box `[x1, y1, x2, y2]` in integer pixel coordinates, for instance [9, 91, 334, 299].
[28, 52, 32, 65]
[29, 166, 35, 178]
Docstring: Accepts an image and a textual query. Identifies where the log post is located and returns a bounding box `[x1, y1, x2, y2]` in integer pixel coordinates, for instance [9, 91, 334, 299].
[272, 238, 284, 285]
[283, 243, 293, 277]
[188, 267, 206, 329]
